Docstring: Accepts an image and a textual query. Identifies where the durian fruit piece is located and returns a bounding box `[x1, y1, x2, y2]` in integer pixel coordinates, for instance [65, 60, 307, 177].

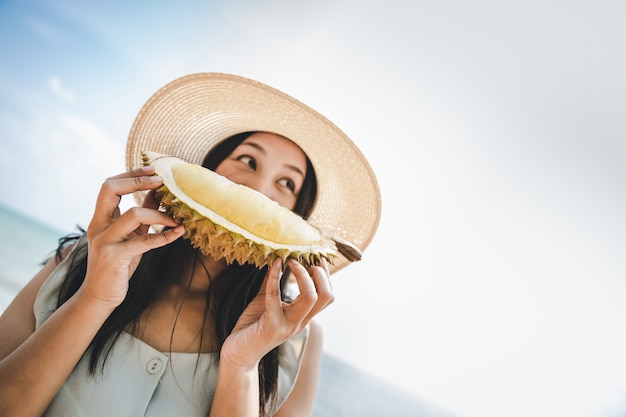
[143, 151, 339, 269]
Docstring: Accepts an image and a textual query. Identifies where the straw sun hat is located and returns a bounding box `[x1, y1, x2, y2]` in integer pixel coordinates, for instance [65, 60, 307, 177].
[126, 72, 381, 273]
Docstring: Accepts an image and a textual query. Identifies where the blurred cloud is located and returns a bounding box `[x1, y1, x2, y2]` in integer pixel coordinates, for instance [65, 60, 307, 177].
[24, 14, 64, 43]
[48, 76, 76, 103]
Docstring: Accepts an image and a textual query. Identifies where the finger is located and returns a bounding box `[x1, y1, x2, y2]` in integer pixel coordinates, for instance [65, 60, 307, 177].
[98, 176, 163, 213]
[99, 206, 180, 244]
[90, 174, 163, 235]
[136, 189, 164, 236]
[264, 258, 284, 315]
[283, 259, 318, 321]
[319, 258, 333, 292]
[120, 224, 185, 255]
[97, 166, 159, 215]
[320, 257, 331, 277]
[106, 165, 156, 181]
[307, 263, 334, 312]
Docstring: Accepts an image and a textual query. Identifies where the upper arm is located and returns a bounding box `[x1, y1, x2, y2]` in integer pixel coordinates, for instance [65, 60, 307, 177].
[0, 253, 65, 361]
[274, 320, 324, 417]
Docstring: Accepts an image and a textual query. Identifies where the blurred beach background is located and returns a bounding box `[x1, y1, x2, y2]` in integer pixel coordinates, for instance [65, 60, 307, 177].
[1, 1, 626, 416]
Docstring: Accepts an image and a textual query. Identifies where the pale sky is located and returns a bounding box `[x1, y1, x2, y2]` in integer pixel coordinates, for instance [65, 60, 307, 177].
[1, 1, 626, 417]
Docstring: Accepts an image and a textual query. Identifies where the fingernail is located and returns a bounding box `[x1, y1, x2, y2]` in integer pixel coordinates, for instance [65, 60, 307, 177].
[149, 176, 162, 182]
[322, 258, 330, 270]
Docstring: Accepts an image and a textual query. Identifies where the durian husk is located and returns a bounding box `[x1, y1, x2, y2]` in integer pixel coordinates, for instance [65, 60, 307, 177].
[142, 151, 339, 269]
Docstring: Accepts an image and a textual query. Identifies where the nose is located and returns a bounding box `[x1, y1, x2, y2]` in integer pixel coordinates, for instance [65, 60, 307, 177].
[241, 176, 276, 202]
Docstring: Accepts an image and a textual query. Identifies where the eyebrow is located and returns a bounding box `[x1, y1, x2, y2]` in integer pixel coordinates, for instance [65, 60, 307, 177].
[240, 141, 306, 178]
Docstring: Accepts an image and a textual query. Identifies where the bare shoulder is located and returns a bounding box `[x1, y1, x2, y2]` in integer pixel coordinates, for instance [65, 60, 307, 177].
[0, 245, 72, 360]
[306, 320, 324, 355]
[275, 321, 325, 417]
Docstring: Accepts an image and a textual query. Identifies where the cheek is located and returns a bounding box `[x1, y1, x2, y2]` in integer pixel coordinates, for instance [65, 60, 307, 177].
[214, 163, 244, 184]
[214, 162, 229, 177]
[278, 195, 297, 212]
[264, 187, 298, 211]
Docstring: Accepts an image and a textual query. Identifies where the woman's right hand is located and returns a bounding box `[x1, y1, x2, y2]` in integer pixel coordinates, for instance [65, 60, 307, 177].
[80, 166, 185, 310]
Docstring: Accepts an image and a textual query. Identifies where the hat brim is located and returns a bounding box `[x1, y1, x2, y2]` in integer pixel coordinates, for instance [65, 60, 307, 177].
[126, 72, 381, 273]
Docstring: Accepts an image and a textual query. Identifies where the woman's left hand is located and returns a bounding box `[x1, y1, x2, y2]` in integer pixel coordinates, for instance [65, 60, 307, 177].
[220, 257, 334, 369]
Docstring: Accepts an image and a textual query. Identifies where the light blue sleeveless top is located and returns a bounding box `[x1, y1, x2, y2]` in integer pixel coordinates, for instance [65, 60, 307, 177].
[34, 243, 309, 417]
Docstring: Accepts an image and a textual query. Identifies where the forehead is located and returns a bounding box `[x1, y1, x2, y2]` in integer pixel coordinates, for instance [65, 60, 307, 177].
[239, 132, 308, 164]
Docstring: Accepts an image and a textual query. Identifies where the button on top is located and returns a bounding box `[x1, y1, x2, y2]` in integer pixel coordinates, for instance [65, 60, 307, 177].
[147, 358, 163, 374]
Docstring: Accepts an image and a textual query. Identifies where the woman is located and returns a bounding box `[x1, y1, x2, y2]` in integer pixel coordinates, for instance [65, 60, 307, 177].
[0, 73, 381, 417]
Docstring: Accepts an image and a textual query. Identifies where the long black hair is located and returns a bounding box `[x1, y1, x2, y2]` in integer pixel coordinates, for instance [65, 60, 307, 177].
[55, 131, 318, 416]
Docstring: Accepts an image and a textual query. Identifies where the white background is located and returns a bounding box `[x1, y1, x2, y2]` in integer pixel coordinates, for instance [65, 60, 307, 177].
[1, 1, 625, 417]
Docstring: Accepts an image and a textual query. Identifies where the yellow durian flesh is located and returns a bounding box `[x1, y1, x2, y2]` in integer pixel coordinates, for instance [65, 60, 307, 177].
[172, 163, 322, 246]
[142, 151, 337, 268]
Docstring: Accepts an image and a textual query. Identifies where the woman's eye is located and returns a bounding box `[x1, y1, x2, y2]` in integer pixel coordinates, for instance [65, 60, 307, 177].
[278, 178, 296, 192]
[237, 155, 257, 170]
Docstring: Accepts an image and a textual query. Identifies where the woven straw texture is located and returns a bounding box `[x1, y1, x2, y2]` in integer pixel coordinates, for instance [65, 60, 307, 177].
[126, 73, 381, 273]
